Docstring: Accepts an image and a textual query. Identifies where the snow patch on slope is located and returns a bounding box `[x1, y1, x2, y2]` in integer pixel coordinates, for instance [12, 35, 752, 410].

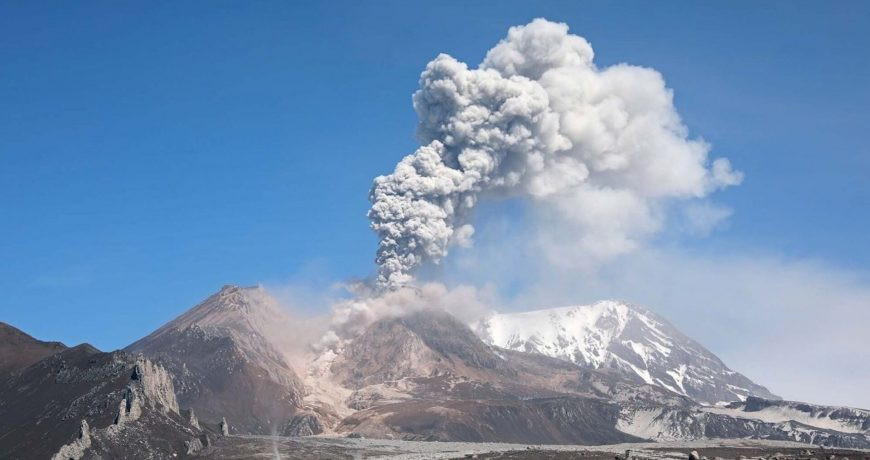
[477, 301, 630, 368]
[474, 301, 778, 405]
[703, 405, 869, 434]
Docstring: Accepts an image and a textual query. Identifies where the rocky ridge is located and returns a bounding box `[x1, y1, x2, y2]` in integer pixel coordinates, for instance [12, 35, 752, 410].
[3, 285, 869, 458]
[312, 304, 869, 448]
[126, 285, 306, 434]
[0, 342, 204, 459]
[0, 321, 67, 375]
[475, 301, 778, 405]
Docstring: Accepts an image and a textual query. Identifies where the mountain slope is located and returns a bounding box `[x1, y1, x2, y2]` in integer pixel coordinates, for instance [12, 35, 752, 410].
[338, 397, 645, 444]
[330, 309, 513, 391]
[710, 397, 870, 435]
[618, 400, 870, 448]
[0, 321, 67, 376]
[323, 308, 683, 443]
[126, 285, 305, 434]
[323, 308, 870, 448]
[475, 301, 778, 405]
[0, 344, 202, 459]
[3, 286, 867, 455]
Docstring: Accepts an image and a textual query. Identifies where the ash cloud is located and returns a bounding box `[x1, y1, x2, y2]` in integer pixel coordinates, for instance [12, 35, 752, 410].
[369, 18, 742, 289]
[315, 282, 495, 352]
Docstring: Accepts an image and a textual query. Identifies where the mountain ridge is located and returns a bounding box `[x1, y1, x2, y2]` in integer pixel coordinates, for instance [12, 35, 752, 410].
[475, 300, 778, 405]
[126, 284, 306, 435]
[0, 321, 68, 376]
[0, 342, 202, 459]
[3, 284, 868, 458]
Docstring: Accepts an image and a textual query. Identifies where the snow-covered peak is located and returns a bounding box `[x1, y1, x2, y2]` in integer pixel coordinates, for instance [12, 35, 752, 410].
[476, 301, 632, 368]
[475, 301, 779, 406]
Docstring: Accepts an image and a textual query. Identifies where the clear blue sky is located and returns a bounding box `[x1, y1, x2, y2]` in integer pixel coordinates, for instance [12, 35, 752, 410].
[2, 1, 868, 351]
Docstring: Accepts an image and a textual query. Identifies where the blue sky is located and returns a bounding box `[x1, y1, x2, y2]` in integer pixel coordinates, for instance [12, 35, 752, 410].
[1, 1, 868, 404]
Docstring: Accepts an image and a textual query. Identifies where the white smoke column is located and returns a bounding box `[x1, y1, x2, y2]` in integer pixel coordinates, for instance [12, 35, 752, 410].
[369, 18, 743, 289]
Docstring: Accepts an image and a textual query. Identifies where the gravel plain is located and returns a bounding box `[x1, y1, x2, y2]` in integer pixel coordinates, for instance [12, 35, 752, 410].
[199, 436, 870, 460]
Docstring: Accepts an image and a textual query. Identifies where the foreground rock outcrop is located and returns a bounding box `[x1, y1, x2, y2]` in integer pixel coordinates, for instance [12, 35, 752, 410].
[0, 343, 201, 459]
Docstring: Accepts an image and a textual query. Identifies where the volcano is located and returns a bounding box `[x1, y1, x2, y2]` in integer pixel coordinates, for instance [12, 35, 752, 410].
[2, 285, 868, 458]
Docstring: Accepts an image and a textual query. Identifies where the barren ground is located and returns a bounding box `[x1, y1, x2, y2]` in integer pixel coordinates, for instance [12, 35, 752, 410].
[196, 436, 870, 460]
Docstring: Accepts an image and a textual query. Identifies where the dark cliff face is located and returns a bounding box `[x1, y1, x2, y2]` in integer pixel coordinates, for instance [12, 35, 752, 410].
[0, 344, 117, 458]
[0, 344, 199, 459]
[0, 321, 67, 376]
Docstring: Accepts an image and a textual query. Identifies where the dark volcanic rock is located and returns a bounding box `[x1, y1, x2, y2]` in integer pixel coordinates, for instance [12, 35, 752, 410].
[338, 397, 644, 444]
[0, 344, 199, 459]
[0, 344, 123, 458]
[283, 411, 325, 436]
[128, 324, 301, 434]
[126, 285, 305, 435]
[0, 321, 67, 376]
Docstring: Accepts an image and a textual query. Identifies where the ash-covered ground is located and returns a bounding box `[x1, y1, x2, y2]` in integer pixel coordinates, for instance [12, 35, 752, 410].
[194, 437, 870, 460]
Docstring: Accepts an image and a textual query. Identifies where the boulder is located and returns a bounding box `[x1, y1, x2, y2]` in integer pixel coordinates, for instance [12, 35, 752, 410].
[282, 412, 325, 437]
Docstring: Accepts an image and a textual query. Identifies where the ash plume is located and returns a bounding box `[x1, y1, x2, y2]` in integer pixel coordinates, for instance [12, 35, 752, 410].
[314, 282, 493, 352]
[368, 18, 742, 290]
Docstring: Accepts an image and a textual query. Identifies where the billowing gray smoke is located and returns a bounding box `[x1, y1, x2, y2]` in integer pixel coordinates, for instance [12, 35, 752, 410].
[369, 18, 742, 289]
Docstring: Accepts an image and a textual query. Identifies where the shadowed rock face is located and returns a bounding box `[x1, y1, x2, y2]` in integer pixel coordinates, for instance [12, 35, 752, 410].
[0, 344, 114, 458]
[0, 344, 199, 459]
[126, 285, 306, 434]
[283, 411, 325, 436]
[0, 321, 66, 376]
